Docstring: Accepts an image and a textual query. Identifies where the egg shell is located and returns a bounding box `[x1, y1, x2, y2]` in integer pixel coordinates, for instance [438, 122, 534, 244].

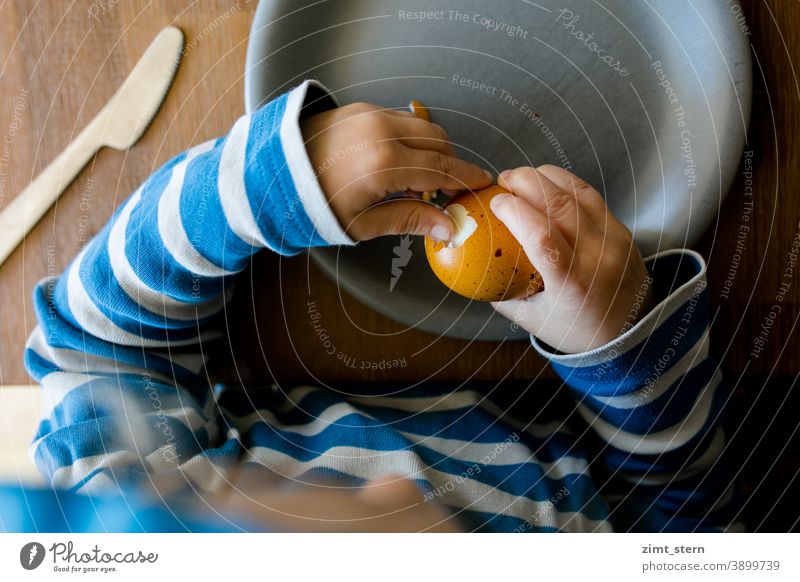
[425, 186, 544, 302]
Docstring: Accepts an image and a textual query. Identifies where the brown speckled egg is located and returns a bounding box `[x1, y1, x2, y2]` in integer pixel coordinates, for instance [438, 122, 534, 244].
[424, 185, 544, 302]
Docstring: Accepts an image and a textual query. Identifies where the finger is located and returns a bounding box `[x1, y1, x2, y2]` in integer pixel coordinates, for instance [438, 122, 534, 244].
[391, 147, 492, 193]
[390, 117, 455, 156]
[383, 108, 416, 118]
[490, 191, 572, 287]
[350, 198, 454, 241]
[490, 295, 541, 331]
[405, 189, 441, 202]
[534, 164, 611, 226]
[489, 293, 556, 342]
[498, 166, 598, 246]
[408, 100, 430, 121]
[491, 297, 522, 317]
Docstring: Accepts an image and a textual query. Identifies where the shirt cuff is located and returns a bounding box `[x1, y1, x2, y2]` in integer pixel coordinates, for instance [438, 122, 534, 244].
[531, 249, 709, 395]
[279, 80, 355, 247]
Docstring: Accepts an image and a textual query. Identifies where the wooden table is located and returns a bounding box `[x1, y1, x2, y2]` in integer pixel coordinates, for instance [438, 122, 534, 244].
[1, 0, 798, 389]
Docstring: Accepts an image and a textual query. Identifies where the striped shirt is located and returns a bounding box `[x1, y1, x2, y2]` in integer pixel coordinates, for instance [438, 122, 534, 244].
[24, 80, 740, 532]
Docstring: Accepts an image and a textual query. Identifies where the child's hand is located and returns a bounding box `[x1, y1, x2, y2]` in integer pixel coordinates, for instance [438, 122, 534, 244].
[301, 103, 492, 241]
[490, 166, 654, 354]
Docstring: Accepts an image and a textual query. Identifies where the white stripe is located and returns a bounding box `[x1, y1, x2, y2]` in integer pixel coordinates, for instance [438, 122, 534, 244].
[50, 451, 143, 489]
[229, 403, 588, 488]
[350, 392, 572, 439]
[273, 384, 324, 412]
[66, 250, 185, 348]
[399, 431, 589, 476]
[218, 115, 274, 251]
[177, 454, 233, 493]
[712, 486, 746, 532]
[710, 483, 737, 517]
[243, 446, 610, 532]
[230, 401, 369, 436]
[109, 186, 233, 321]
[578, 371, 723, 454]
[230, 390, 571, 443]
[43, 409, 210, 490]
[592, 329, 711, 410]
[157, 407, 211, 432]
[35, 377, 206, 437]
[157, 140, 235, 278]
[279, 81, 353, 246]
[39, 372, 99, 418]
[228, 400, 586, 476]
[63, 260, 221, 348]
[617, 426, 725, 486]
[475, 404, 573, 440]
[77, 472, 123, 495]
[349, 392, 482, 413]
[27, 327, 204, 388]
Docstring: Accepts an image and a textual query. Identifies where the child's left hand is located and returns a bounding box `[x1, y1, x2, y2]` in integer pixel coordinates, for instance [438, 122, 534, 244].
[301, 102, 492, 241]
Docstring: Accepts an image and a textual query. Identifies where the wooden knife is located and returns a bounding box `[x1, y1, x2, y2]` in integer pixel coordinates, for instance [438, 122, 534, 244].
[0, 26, 184, 267]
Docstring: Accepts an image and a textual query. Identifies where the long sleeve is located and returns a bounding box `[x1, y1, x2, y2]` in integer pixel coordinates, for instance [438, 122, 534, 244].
[532, 249, 742, 532]
[24, 80, 351, 494]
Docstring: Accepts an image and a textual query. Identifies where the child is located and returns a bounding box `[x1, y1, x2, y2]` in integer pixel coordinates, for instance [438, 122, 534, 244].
[22, 81, 740, 532]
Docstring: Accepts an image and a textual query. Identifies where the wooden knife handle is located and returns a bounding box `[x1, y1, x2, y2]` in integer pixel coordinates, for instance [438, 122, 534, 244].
[0, 120, 103, 267]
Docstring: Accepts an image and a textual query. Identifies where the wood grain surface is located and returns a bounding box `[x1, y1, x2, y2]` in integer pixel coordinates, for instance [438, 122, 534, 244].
[0, 0, 798, 390]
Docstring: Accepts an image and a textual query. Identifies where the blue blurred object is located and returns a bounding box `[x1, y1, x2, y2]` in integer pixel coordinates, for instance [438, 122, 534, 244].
[0, 485, 243, 533]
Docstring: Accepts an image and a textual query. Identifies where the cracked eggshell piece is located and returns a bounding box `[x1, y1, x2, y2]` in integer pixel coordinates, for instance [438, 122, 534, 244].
[443, 203, 478, 248]
[424, 185, 544, 302]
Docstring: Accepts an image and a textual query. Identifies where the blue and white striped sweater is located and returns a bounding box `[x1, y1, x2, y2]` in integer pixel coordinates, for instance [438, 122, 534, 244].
[24, 80, 740, 532]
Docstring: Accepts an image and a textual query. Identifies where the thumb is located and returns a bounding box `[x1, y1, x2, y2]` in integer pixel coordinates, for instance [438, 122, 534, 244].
[350, 199, 453, 241]
[490, 192, 571, 287]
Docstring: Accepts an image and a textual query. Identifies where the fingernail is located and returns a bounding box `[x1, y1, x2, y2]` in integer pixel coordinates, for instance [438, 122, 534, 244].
[491, 193, 510, 213]
[430, 223, 451, 242]
[482, 169, 493, 181]
[499, 170, 512, 183]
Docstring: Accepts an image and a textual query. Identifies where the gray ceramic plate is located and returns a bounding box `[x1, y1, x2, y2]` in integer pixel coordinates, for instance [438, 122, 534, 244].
[244, 0, 752, 341]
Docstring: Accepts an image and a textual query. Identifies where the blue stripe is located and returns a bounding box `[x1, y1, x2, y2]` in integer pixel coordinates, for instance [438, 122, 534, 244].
[78, 224, 221, 338]
[28, 286, 205, 390]
[34, 416, 205, 475]
[552, 290, 710, 395]
[577, 359, 718, 434]
[124, 160, 235, 301]
[179, 138, 257, 271]
[244, 93, 328, 254]
[593, 382, 728, 475]
[46, 375, 204, 428]
[23, 345, 62, 380]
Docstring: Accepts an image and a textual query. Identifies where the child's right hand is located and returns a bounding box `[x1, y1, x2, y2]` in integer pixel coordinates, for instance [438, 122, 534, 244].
[301, 103, 492, 242]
